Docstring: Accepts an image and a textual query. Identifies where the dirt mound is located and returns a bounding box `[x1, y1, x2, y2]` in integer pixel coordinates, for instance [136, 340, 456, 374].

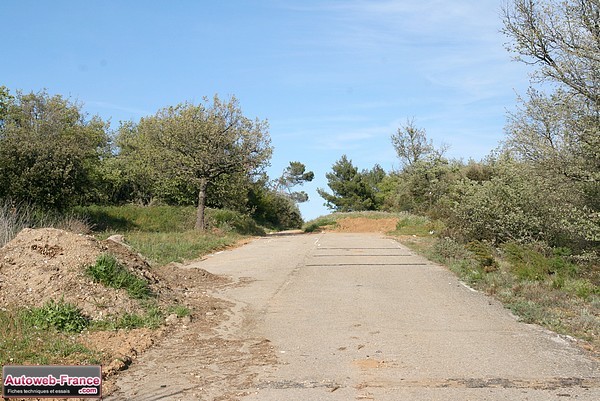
[332, 217, 398, 233]
[0, 228, 158, 319]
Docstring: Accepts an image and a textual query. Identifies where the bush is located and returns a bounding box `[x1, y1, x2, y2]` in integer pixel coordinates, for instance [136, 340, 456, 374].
[501, 242, 580, 282]
[0, 89, 109, 210]
[466, 241, 498, 272]
[250, 189, 303, 230]
[206, 208, 265, 235]
[86, 254, 152, 299]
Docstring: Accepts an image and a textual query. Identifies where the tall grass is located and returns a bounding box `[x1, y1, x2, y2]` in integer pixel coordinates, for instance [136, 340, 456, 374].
[0, 200, 90, 247]
[74, 205, 263, 265]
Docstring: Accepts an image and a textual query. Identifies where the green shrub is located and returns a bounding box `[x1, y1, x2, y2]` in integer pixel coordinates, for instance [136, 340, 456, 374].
[206, 208, 265, 235]
[86, 254, 152, 299]
[23, 299, 89, 333]
[466, 241, 498, 271]
[249, 189, 303, 230]
[501, 242, 580, 282]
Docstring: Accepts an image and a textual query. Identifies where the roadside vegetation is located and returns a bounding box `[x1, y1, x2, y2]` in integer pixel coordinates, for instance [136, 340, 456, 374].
[305, 211, 599, 349]
[310, 0, 599, 350]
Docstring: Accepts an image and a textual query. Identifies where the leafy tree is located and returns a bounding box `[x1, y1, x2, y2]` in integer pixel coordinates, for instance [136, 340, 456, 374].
[317, 155, 384, 212]
[0, 88, 109, 209]
[502, 0, 600, 182]
[120, 95, 272, 230]
[273, 161, 314, 203]
[391, 119, 443, 168]
[502, 0, 600, 247]
[502, 0, 600, 106]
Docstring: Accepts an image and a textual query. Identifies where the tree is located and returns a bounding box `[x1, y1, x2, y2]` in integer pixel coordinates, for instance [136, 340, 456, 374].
[273, 161, 314, 203]
[123, 95, 272, 230]
[317, 155, 383, 212]
[502, 0, 600, 182]
[502, 0, 600, 246]
[0, 88, 109, 209]
[502, 0, 600, 106]
[391, 119, 437, 168]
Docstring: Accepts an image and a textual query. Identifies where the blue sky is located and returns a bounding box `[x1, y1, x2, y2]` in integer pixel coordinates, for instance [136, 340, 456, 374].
[1, 0, 530, 219]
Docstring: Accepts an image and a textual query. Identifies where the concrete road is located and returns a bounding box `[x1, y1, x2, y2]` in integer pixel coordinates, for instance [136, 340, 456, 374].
[201, 232, 599, 401]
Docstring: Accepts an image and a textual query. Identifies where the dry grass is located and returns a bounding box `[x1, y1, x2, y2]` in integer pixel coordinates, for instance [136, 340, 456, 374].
[0, 200, 90, 247]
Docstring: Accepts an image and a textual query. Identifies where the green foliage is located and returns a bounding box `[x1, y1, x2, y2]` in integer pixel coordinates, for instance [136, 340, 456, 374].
[501, 242, 580, 282]
[116, 95, 272, 230]
[249, 187, 303, 230]
[86, 254, 152, 299]
[23, 299, 89, 333]
[0, 309, 100, 366]
[391, 119, 439, 167]
[207, 208, 266, 235]
[168, 305, 191, 318]
[274, 161, 315, 203]
[0, 88, 109, 210]
[393, 215, 443, 236]
[465, 241, 498, 272]
[317, 155, 385, 212]
[303, 216, 339, 233]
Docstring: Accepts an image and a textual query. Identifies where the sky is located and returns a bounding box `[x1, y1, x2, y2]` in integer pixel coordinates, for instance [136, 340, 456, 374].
[1, 0, 531, 220]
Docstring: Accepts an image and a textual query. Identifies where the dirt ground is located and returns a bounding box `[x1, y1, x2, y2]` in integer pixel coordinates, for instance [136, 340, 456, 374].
[328, 217, 398, 233]
[0, 228, 252, 400]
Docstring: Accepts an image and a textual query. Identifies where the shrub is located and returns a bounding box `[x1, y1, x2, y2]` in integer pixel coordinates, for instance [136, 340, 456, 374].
[303, 216, 338, 233]
[206, 208, 265, 235]
[466, 241, 498, 272]
[250, 189, 303, 230]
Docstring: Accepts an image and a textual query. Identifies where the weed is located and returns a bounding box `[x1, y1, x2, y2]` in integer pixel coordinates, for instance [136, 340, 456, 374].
[168, 305, 191, 318]
[21, 299, 89, 333]
[86, 253, 152, 299]
[115, 307, 163, 330]
[0, 309, 100, 365]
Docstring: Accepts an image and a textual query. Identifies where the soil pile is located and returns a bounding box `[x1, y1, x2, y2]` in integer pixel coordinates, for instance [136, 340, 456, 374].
[333, 217, 398, 233]
[0, 228, 160, 318]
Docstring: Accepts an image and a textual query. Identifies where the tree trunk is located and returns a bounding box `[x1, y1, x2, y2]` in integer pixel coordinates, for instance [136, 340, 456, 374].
[195, 178, 208, 231]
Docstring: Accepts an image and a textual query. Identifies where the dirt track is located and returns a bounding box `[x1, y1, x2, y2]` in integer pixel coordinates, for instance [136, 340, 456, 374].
[107, 232, 599, 400]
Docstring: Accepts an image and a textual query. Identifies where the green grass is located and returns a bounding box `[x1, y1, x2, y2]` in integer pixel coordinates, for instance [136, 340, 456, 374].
[75, 205, 265, 265]
[75, 204, 197, 232]
[0, 309, 100, 366]
[125, 230, 242, 265]
[168, 304, 191, 318]
[22, 298, 89, 333]
[86, 253, 153, 299]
